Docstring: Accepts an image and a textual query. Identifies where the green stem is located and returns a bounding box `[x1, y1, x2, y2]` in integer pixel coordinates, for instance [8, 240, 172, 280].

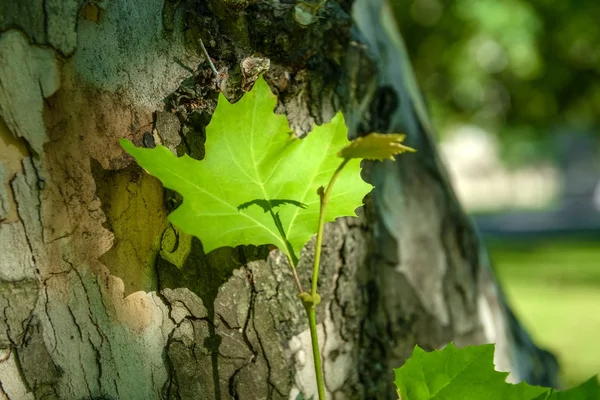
[311, 158, 349, 299]
[304, 158, 350, 400]
[306, 305, 326, 400]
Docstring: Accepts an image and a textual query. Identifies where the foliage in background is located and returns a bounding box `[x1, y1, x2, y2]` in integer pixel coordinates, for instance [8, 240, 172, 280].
[489, 238, 600, 387]
[390, 0, 600, 161]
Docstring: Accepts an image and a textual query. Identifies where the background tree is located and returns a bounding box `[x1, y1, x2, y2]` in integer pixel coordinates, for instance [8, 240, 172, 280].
[0, 0, 558, 399]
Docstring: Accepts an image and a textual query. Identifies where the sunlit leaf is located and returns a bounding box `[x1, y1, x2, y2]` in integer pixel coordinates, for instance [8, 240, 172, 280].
[121, 76, 373, 261]
[339, 132, 416, 161]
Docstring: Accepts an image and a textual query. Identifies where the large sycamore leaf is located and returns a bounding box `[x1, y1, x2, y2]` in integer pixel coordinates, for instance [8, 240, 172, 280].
[395, 343, 600, 400]
[121, 76, 373, 261]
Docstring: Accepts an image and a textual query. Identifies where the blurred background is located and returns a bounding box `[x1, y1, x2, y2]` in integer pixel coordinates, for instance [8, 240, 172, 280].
[391, 0, 600, 388]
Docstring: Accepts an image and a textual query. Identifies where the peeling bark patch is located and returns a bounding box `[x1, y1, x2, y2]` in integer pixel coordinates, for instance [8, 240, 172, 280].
[215, 269, 250, 330]
[231, 250, 311, 399]
[0, 30, 60, 154]
[290, 325, 325, 398]
[0, 117, 28, 174]
[91, 160, 168, 295]
[11, 157, 44, 253]
[1, 118, 30, 222]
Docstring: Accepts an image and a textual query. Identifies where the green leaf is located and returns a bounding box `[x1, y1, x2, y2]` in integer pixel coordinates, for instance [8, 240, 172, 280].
[121, 76, 373, 261]
[395, 343, 600, 400]
[539, 377, 600, 400]
[394, 343, 549, 400]
[339, 132, 416, 161]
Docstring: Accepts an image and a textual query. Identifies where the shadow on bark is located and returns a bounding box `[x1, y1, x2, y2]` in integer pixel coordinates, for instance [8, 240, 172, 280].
[156, 236, 270, 399]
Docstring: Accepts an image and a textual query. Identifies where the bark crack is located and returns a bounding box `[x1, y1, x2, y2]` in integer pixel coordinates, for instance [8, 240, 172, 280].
[91, 337, 103, 394]
[244, 257, 286, 400]
[227, 263, 260, 399]
[42, 282, 58, 353]
[67, 304, 84, 341]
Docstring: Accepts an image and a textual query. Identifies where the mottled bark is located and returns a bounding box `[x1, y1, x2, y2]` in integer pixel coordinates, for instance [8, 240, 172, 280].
[0, 0, 557, 399]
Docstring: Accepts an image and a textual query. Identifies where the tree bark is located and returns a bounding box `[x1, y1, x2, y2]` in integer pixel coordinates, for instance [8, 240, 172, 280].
[0, 0, 558, 399]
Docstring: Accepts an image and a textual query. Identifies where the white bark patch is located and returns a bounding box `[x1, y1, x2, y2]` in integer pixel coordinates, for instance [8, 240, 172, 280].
[322, 306, 354, 394]
[378, 160, 449, 325]
[476, 291, 516, 383]
[0, 30, 60, 154]
[289, 303, 352, 400]
[289, 323, 327, 400]
[0, 222, 35, 281]
[0, 349, 35, 400]
[477, 261, 518, 383]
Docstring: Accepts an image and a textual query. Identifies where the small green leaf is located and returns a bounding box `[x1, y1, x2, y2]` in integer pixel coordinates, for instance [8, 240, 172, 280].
[121, 76, 373, 260]
[338, 132, 416, 161]
[394, 343, 549, 400]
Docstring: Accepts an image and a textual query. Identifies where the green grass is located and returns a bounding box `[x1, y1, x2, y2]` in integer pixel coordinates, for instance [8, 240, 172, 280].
[487, 238, 600, 388]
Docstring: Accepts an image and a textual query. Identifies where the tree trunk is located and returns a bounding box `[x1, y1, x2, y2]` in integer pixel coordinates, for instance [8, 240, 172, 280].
[0, 0, 558, 399]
